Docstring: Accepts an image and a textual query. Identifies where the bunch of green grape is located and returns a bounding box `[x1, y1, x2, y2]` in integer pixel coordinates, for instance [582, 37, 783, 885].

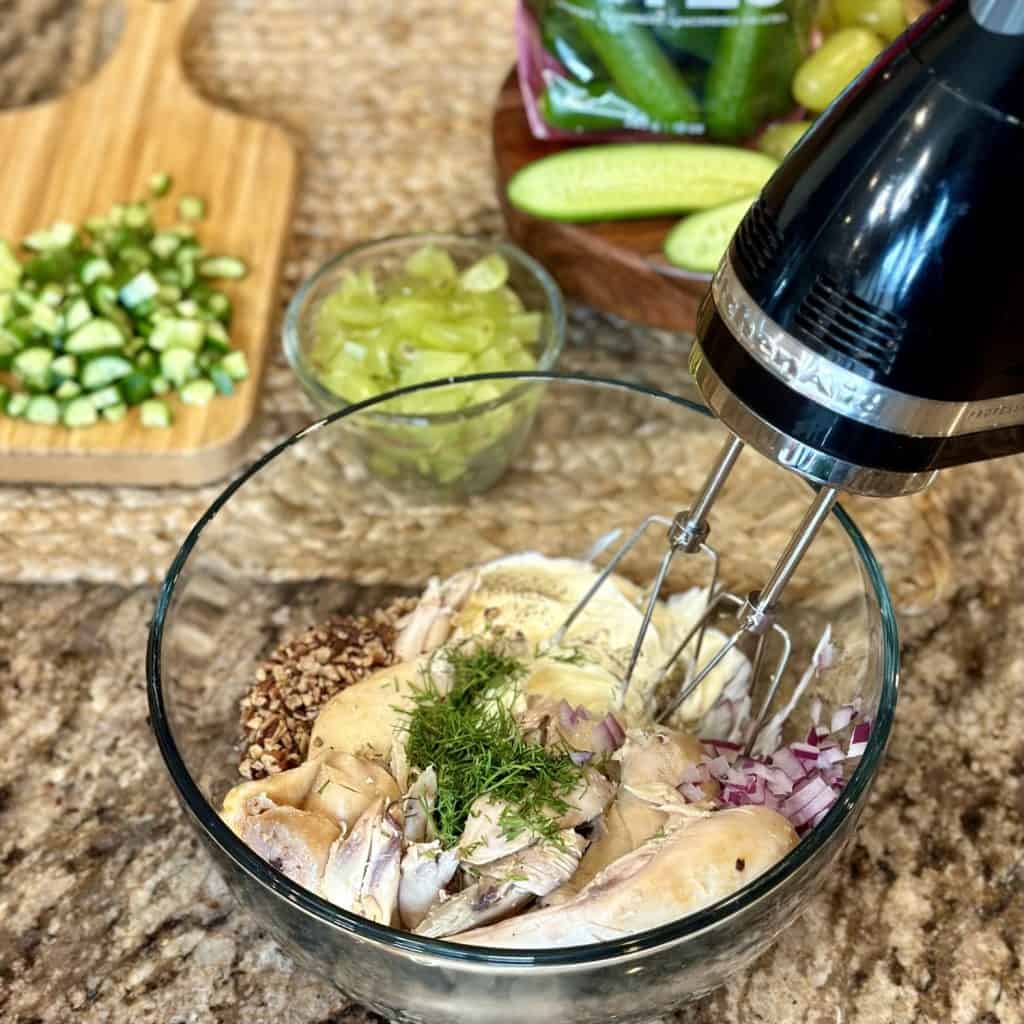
[760, 0, 918, 160]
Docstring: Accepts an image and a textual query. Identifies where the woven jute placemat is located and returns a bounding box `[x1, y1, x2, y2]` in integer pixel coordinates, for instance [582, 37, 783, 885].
[0, 0, 955, 620]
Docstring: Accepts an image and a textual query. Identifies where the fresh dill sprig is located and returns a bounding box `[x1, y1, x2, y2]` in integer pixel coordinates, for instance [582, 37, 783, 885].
[402, 641, 582, 849]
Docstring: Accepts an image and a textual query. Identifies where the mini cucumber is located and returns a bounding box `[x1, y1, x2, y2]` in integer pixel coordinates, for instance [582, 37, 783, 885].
[664, 196, 756, 273]
[507, 144, 778, 223]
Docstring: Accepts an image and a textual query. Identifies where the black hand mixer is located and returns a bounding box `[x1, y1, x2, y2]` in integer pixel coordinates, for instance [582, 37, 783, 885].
[556, 0, 1024, 736]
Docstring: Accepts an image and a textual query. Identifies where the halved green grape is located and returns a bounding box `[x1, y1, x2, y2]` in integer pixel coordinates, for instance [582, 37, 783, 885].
[309, 245, 546, 407]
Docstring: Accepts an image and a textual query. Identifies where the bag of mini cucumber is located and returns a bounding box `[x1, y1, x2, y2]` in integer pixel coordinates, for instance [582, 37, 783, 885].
[513, 0, 919, 272]
[518, 0, 817, 142]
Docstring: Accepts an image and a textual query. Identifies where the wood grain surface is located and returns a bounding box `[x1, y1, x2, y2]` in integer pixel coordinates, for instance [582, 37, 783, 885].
[493, 68, 712, 335]
[0, 0, 298, 486]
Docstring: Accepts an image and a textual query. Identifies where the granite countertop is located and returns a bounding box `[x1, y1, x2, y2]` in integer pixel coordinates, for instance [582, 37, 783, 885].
[0, 458, 1022, 1024]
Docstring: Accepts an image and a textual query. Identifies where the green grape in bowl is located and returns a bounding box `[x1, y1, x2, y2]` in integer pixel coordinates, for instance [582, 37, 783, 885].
[283, 234, 566, 499]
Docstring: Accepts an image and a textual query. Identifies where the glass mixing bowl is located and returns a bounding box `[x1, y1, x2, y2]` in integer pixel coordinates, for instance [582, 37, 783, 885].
[147, 374, 898, 1024]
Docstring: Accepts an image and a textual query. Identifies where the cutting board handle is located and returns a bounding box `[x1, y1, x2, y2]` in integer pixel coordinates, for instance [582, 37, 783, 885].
[101, 0, 203, 89]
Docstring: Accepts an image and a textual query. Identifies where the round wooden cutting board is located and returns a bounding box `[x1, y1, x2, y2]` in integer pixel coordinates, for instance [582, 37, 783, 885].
[492, 68, 712, 334]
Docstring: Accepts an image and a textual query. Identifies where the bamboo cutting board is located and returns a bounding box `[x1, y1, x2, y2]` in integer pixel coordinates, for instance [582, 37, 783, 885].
[0, 0, 298, 486]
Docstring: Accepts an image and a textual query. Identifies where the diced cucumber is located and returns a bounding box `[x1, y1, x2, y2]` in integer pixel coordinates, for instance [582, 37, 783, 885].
[81, 355, 133, 390]
[123, 204, 151, 231]
[160, 347, 196, 387]
[119, 371, 153, 405]
[180, 378, 216, 406]
[89, 385, 122, 410]
[150, 376, 170, 396]
[506, 143, 779, 222]
[66, 318, 125, 354]
[0, 240, 22, 290]
[39, 283, 64, 307]
[139, 399, 172, 428]
[29, 302, 60, 334]
[51, 354, 78, 383]
[81, 257, 114, 285]
[209, 366, 235, 395]
[12, 347, 54, 390]
[135, 350, 156, 373]
[178, 196, 206, 221]
[23, 222, 75, 251]
[0, 292, 13, 322]
[6, 392, 30, 417]
[198, 256, 247, 280]
[663, 196, 756, 273]
[87, 283, 132, 337]
[175, 299, 199, 319]
[220, 350, 249, 381]
[148, 171, 173, 198]
[203, 320, 230, 350]
[63, 396, 99, 428]
[54, 380, 82, 401]
[119, 270, 160, 308]
[149, 318, 204, 352]
[63, 297, 93, 333]
[102, 403, 127, 423]
[25, 395, 60, 424]
[204, 292, 232, 324]
[150, 232, 182, 260]
[120, 245, 153, 270]
[0, 327, 22, 358]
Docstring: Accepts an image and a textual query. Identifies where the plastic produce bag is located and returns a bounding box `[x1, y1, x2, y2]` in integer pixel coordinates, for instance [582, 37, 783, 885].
[517, 0, 816, 142]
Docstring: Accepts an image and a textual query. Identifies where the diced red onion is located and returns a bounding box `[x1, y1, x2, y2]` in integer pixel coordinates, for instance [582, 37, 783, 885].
[769, 746, 807, 781]
[569, 750, 593, 766]
[678, 782, 706, 803]
[791, 743, 820, 763]
[810, 697, 822, 725]
[707, 755, 731, 778]
[591, 713, 626, 754]
[606, 713, 626, 745]
[782, 775, 836, 827]
[830, 704, 856, 733]
[847, 721, 871, 757]
[817, 746, 845, 769]
[559, 700, 589, 729]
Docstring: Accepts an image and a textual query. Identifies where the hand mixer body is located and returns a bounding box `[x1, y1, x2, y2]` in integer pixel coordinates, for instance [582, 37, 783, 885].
[557, 1, 1024, 732]
[692, 0, 1024, 497]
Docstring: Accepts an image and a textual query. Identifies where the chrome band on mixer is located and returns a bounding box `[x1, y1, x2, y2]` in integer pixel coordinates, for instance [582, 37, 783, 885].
[712, 256, 1024, 439]
[691, 343, 938, 498]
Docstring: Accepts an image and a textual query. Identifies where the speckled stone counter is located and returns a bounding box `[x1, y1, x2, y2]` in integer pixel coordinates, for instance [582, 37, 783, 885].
[1, 455, 1022, 1024]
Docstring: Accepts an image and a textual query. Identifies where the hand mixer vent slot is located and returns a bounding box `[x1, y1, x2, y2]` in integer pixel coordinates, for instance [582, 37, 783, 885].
[793, 274, 906, 376]
[734, 197, 782, 278]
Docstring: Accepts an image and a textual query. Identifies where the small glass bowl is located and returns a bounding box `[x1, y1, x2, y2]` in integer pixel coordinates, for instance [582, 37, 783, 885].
[148, 374, 898, 1024]
[283, 233, 566, 499]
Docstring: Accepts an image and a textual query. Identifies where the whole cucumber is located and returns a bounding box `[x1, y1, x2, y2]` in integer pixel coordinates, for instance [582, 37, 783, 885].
[562, 0, 701, 125]
[704, 0, 809, 142]
[507, 143, 779, 222]
[664, 196, 758, 272]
